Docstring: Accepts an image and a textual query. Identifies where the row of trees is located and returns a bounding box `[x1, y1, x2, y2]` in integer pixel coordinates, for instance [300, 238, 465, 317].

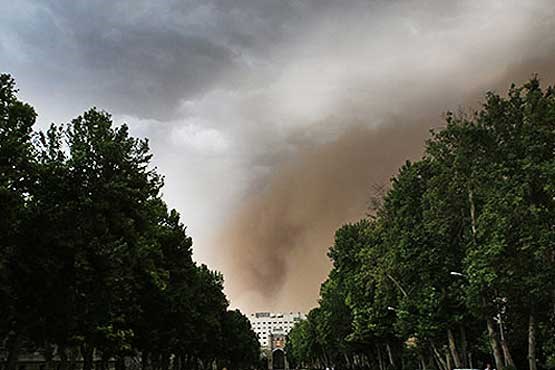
[0, 74, 259, 370]
[286, 78, 555, 370]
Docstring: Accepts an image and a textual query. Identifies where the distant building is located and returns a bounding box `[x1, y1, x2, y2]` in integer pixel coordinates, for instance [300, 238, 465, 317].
[247, 312, 305, 349]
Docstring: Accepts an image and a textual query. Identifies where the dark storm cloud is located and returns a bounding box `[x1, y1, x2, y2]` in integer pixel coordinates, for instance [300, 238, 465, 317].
[0, 0, 408, 121]
[1, 0, 338, 120]
[1, 1, 243, 119]
[0, 0, 482, 120]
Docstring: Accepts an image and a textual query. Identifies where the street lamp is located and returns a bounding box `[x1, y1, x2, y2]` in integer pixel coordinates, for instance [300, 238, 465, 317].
[450, 271, 466, 277]
[387, 306, 396, 311]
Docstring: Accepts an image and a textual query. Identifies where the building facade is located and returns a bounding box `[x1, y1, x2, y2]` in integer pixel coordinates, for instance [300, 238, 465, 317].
[247, 312, 305, 349]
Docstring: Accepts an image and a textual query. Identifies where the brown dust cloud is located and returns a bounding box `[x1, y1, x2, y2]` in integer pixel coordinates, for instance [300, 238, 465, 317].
[208, 2, 555, 313]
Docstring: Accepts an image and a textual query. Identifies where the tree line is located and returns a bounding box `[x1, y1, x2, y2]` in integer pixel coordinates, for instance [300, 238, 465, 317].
[0, 74, 259, 370]
[285, 78, 555, 370]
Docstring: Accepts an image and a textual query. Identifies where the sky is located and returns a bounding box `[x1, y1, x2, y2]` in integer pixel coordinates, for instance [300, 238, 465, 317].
[1, 0, 555, 313]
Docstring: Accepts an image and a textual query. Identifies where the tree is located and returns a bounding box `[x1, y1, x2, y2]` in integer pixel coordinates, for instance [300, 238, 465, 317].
[288, 77, 555, 370]
[219, 310, 259, 370]
[0, 73, 37, 370]
[1, 73, 261, 370]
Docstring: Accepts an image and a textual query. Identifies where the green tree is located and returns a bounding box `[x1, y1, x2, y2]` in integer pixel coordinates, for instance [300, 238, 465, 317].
[288, 77, 555, 370]
[0, 73, 37, 370]
[219, 310, 259, 370]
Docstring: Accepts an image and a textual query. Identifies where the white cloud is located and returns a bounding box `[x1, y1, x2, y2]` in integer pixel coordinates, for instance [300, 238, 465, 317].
[172, 124, 230, 154]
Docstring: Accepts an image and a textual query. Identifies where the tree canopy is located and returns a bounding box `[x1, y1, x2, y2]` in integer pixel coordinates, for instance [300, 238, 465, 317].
[0, 74, 259, 370]
[287, 78, 555, 370]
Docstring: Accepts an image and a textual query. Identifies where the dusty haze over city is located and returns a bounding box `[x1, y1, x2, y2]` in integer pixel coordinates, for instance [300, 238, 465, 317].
[2, 0, 555, 312]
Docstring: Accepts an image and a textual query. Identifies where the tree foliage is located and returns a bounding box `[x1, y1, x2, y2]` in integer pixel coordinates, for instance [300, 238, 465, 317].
[0, 74, 259, 370]
[288, 78, 555, 370]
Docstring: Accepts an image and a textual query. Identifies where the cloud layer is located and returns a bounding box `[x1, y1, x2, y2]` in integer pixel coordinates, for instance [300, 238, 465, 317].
[1, 0, 555, 312]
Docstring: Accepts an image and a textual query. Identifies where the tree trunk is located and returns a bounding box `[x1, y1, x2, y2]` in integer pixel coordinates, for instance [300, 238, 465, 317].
[500, 339, 514, 368]
[528, 312, 537, 370]
[376, 345, 385, 370]
[81, 343, 94, 370]
[385, 343, 396, 369]
[343, 353, 351, 370]
[6, 331, 23, 370]
[432, 351, 446, 370]
[431, 352, 444, 370]
[447, 328, 462, 368]
[486, 317, 504, 370]
[322, 350, 331, 369]
[417, 354, 426, 370]
[430, 342, 447, 370]
[446, 352, 453, 370]
[498, 317, 515, 368]
[460, 326, 469, 368]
